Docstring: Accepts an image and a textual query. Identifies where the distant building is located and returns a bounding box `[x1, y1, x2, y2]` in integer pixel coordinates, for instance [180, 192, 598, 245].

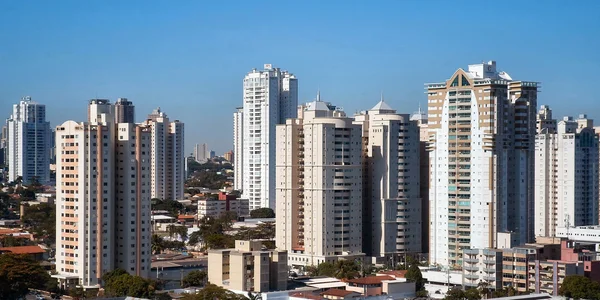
[209, 150, 215, 159]
[114, 97, 135, 123]
[223, 150, 233, 162]
[208, 240, 287, 292]
[233, 107, 244, 191]
[194, 143, 209, 163]
[7, 96, 51, 184]
[197, 192, 249, 218]
[144, 108, 185, 200]
[534, 110, 599, 237]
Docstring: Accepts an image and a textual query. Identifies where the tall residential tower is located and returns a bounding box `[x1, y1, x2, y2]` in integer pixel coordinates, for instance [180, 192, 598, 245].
[354, 99, 422, 263]
[7, 96, 51, 184]
[427, 61, 538, 267]
[275, 97, 363, 269]
[241, 64, 298, 210]
[144, 108, 185, 200]
[53, 99, 151, 289]
[534, 110, 599, 237]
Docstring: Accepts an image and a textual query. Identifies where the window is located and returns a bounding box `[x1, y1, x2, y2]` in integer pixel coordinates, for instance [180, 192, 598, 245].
[450, 76, 459, 87]
[461, 75, 470, 86]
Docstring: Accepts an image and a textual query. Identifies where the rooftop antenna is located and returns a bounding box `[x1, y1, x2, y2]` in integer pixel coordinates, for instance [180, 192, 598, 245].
[380, 91, 384, 102]
[316, 89, 321, 102]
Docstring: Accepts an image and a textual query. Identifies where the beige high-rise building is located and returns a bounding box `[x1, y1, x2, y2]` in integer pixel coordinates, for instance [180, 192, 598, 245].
[534, 110, 599, 237]
[208, 240, 287, 292]
[53, 99, 151, 289]
[144, 108, 185, 200]
[275, 97, 363, 269]
[354, 98, 421, 263]
[427, 61, 538, 267]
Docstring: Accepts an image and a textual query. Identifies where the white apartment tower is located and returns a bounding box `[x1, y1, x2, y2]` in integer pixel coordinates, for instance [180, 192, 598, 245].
[427, 61, 538, 267]
[276, 97, 363, 269]
[233, 107, 244, 191]
[241, 64, 298, 210]
[193, 143, 209, 163]
[144, 108, 185, 200]
[7, 96, 51, 184]
[534, 109, 599, 237]
[54, 99, 151, 289]
[354, 98, 422, 262]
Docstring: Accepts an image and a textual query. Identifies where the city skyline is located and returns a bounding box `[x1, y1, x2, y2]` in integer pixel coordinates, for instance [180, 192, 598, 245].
[1, 1, 599, 154]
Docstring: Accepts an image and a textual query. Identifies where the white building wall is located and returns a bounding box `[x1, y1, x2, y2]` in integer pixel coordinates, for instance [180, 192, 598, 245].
[242, 65, 297, 210]
[7, 97, 51, 184]
[233, 107, 244, 191]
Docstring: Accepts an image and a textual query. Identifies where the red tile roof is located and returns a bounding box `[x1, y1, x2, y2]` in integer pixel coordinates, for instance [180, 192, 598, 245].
[0, 245, 45, 254]
[347, 275, 395, 285]
[320, 288, 355, 297]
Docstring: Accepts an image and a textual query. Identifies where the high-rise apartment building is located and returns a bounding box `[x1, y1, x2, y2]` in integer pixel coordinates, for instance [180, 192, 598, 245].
[275, 99, 363, 269]
[233, 107, 244, 191]
[114, 97, 135, 123]
[534, 110, 599, 237]
[241, 64, 298, 210]
[427, 61, 538, 267]
[193, 143, 209, 163]
[354, 99, 421, 263]
[53, 99, 151, 289]
[144, 108, 185, 200]
[411, 106, 430, 255]
[7, 96, 51, 184]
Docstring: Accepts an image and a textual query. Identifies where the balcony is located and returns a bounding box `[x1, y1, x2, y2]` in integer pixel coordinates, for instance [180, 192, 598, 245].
[464, 258, 479, 263]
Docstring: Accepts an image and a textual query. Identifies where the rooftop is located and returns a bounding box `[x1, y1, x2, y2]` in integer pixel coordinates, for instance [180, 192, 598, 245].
[320, 288, 356, 297]
[0, 245, 46, 254]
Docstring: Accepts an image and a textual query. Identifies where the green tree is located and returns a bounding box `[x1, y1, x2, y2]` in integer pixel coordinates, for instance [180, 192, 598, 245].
[188, 231, 202, 245]
[316, 262, 336, 277]
[21, 202, 56, 243]
[152, 234, 165, 254]
[181, 283, 248, 300]
[0, 235, 31, 247]
[559, 275, 600, 299]
[103, 269, 157, 298]
[405, 262, 425, 291]
[444, 288, 481, 300]
[333, 260, 361, 280]
[152, 199, 184, 217]
[0, 253, 52, 300]
[250, 208, 275, 218]
[182, 270, 208, 287]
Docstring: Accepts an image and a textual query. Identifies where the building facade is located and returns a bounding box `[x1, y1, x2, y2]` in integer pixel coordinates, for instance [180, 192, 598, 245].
[534, 111, 599, 238]
[193, 143, 209, 163]
[114, 97, 135, 123]
[144, 108, 185, 200]
[208, 240, 287, 292]
[427, 61, 538, 267]
[354, 99, 422, 262]
[275, 99, 363, 269]
[462, 248, 503, 289]
[6, 96, 51, 184]
[241, 64, 298, 210]
[233, 107, 244, 191]
[197, 193, 249, 219]
[53, 99, 151, 289]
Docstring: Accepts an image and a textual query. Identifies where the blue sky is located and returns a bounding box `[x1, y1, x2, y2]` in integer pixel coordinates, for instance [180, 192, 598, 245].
[1, 0, 599, 154]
